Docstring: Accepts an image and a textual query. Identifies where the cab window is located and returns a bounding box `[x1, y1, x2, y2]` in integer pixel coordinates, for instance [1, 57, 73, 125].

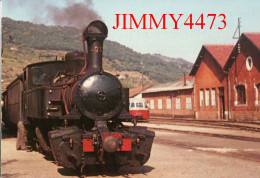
[32, 67, 48, 85]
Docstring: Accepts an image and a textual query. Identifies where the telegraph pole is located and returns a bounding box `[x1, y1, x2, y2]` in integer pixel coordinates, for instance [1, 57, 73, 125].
[233, 17, 241, 40]
[232, 18, 241, 81]
[141, 60, 144, 89]
[229, 17, 241, 121]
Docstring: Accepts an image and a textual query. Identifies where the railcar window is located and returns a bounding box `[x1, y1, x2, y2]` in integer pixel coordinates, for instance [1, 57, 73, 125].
[23, 71, 27, 89]
[32, 68, 48, 85]
[130, 102, 135, 108]
[136, 102, 144, 108]
[144, 102, 148, 108]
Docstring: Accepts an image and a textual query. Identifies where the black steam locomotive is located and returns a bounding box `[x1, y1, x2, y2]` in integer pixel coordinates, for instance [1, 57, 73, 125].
[2, 21, 155, 174]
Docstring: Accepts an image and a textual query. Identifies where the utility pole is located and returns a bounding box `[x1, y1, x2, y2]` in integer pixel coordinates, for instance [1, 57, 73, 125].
[229, 17, 241, 121]
[233, 17, 241, 53]
[141, 60, 144, 89]
[183, 71, 186, 86]
[232, 18, 241, 83]
[233, 17, 241, 40]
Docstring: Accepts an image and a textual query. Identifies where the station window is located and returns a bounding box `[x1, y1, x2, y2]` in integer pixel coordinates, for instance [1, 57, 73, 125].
[176, 98, 181, 109]
[205, 89, 210, 106]
[257, 84, 260, 104]
[150, 99, 154, 109]
[186, 97, 192, 109]
[211, 88, 216, 106]
[158, 99, 162, 109]
[166, 98, 171, 110]
[200, 89, 204, 106]
[236, 85, 246, 105]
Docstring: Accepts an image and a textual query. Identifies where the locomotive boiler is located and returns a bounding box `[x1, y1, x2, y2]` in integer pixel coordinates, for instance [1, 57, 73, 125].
[2, 21, 155, 174]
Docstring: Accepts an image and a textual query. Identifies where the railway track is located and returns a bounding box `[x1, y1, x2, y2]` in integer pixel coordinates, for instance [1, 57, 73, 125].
[148, 117, 260, 132]
[151, 127, 260, 142]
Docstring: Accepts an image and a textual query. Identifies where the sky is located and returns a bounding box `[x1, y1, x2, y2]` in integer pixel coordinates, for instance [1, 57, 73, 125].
[2, 0, 260, 63]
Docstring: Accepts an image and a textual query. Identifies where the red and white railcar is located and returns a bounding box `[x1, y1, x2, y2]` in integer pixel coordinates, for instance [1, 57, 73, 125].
[129, 98, 149, 121]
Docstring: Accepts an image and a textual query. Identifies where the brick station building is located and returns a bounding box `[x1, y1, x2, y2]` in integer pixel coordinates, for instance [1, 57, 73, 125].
[224, 33, 260, 121]
[190, 45, 234, 120]
[190, 33, 260, 121]
[142, 77, 194, 118]
[137, 32, 260, 121]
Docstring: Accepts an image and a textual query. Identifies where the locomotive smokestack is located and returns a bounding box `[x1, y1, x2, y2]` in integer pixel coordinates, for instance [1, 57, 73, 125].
[81, 21, 108, 74]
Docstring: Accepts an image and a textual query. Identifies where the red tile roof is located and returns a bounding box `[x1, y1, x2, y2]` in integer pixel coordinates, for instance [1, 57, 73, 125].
[190, 45, 234, 76]
[244, 33, 260, 50]
[223, 33, 260, 70]
[204, 45, 234, 68]
[129, 85, 151, 97]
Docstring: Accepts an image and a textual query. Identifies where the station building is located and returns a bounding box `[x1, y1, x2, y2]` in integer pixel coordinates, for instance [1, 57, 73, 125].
[129, 85, 150, 99]
[190, 33, 260, 121]
[224, 33, 260, 121]
[132, 32, 260, 121]
[142, 77, 194, 118]
[190, 45, 234, 120]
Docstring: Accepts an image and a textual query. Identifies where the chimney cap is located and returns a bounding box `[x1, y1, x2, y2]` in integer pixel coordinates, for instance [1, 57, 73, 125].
[83, 20, 108, 39]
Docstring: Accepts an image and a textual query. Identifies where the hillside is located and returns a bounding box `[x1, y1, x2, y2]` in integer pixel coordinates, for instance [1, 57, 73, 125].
[2, 18, 192, 89]
[153, 54, 192, 72]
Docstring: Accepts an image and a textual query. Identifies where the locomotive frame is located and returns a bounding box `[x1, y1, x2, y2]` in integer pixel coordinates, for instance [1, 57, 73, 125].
[2, 21, 155, 175]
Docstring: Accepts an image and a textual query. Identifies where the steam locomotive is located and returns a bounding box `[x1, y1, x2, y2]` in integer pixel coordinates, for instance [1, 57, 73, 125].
[2, 21, 155, 174]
